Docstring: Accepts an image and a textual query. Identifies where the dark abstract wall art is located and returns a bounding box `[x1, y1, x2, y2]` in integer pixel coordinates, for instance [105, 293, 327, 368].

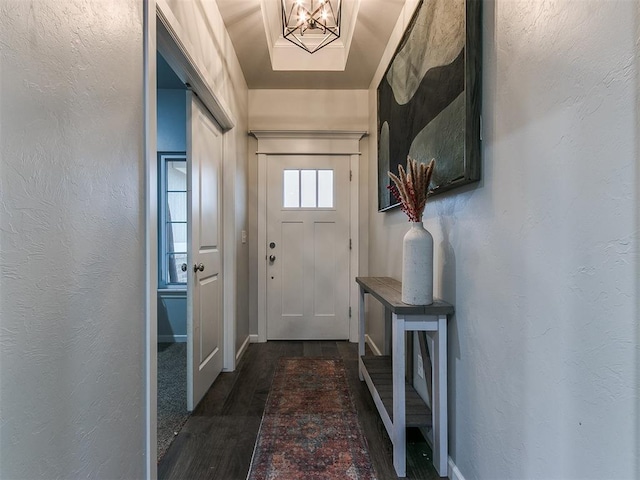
[377, 0, 482, 211]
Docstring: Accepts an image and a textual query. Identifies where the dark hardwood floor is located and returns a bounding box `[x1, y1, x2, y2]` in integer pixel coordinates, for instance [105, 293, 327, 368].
[158, 341, 441, 480]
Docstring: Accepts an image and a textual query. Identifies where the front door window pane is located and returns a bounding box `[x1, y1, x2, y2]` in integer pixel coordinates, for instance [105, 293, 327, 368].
[300, 170, 317, 208]
[317, 170, 334, 208]
[284, 169, 300, 208]
[283, 168, 335, 209]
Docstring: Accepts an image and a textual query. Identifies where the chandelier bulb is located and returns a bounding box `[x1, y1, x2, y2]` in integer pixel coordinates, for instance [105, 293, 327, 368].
[283, 0, 340, 53]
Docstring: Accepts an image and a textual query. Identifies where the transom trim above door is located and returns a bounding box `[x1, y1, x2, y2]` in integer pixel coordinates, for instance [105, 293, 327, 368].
[250, 130, 367, 156]
[252, 130, 367, 343]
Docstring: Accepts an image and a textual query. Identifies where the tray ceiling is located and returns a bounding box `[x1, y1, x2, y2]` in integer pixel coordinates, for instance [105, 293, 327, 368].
[215, 0, 407, 89]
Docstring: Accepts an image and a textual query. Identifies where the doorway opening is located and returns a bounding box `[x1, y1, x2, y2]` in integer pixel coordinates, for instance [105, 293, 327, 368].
[253, 131, 366, 343]
[147, 8, 237, 475]
[156, 51, 188, 461]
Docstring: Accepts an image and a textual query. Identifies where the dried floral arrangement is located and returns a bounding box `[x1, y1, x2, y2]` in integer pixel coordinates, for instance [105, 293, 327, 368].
[388, 157, 436, 222]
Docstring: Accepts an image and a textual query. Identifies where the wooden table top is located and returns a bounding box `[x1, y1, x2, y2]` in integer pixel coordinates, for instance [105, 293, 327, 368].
[356, 277, 454, 316]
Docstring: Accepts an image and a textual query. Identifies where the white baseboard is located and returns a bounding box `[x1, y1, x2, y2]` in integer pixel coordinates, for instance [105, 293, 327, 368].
[246, 334, 387, 359]
[448, 457, 465, 480]
[158, 334, 186, 343]
[236, 335, 250, 362]
[365, 334, 382, 356]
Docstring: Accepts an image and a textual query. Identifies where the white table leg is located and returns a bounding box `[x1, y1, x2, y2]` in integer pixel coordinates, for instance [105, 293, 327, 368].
[392, 313, 406, 477]
[384, 309, 392, 355]
[431, 314, 448, 477]
[358, 287, 366, 380]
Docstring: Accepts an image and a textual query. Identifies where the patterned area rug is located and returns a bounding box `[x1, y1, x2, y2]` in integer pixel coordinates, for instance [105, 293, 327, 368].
[247, 358, 377, 480]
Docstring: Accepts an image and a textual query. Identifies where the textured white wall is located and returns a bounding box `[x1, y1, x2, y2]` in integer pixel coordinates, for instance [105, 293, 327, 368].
[249, 90, 369, 131]
[162, 0, 250, 355]
[368, 0, 639, 479]
[0, 1, 145, 478]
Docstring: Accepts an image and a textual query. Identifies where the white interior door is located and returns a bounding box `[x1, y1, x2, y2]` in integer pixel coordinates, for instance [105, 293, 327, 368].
[186, 92, 223, 411]
[266, 155, 350, 340]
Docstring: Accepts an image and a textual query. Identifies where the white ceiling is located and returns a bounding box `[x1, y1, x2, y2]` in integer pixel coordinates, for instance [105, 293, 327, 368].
[215, 0, 407, 89]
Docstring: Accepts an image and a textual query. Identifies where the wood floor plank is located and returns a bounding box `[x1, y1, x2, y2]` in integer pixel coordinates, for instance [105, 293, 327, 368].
[278, 339, 304, 357]
[220, 344, 277, 417]
[320, 340, 340, 357]
[303, 340, 323, 356]
[159, 341, 441, 480]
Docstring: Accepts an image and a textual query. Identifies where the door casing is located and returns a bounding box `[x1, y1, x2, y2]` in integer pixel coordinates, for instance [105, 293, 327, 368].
[252, 130, 366, 343]
[155, 1, 236, 369]
[145, 2, 237, 477]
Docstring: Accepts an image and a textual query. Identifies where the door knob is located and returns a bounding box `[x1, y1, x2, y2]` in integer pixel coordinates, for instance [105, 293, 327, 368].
[193, 263, 205, 272]
[269, 255, 276, 262]
[181, 263, 187, 272]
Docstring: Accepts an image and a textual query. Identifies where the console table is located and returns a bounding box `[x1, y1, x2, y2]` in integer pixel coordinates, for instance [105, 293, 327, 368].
[356, 277, 454, 478]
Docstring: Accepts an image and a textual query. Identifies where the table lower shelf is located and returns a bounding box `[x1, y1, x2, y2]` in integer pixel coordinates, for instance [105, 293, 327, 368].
[360, 355, 432, 428]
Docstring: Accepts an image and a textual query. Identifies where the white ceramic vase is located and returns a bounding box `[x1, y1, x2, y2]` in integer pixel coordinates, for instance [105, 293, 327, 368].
[401, 221, 434, 305]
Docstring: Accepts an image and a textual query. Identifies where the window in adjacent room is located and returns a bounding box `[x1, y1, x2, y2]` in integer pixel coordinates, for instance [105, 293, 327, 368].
[159, 152, 187, 287]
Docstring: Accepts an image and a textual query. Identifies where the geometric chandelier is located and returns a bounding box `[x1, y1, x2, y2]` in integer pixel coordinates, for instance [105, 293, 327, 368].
[281, 0, 342, 54]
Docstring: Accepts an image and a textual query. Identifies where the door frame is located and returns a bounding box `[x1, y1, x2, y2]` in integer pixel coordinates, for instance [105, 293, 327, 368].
[251, 130, 366, 343]
[156, 0, 236, 369]
[145, 1, 236, 477]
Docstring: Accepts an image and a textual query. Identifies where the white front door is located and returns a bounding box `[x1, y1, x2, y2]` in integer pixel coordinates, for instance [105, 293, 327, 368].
[186, 92, 223, 411]
[266, 155, 350, 340]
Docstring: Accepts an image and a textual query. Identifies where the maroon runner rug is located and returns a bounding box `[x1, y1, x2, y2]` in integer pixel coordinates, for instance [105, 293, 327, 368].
[247, 357, 377, 480]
